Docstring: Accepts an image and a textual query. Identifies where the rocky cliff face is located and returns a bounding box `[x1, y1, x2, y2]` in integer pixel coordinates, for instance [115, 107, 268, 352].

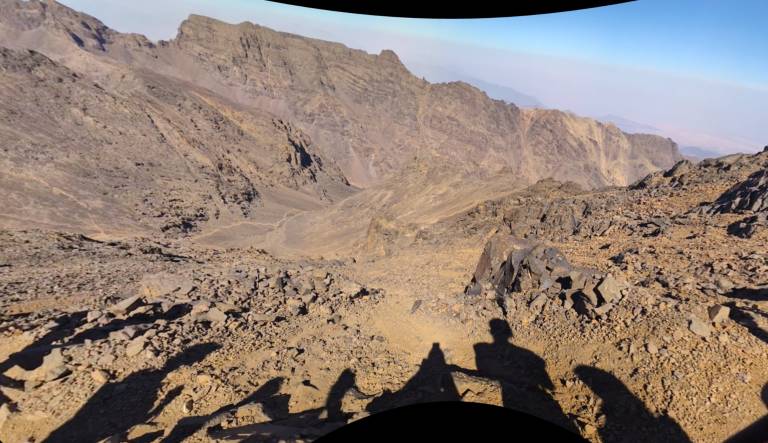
[0, 46, 352, 237]
[0, 1, 682, 193]
[160, 14, 682, 188]
[0, 0, 684, 242]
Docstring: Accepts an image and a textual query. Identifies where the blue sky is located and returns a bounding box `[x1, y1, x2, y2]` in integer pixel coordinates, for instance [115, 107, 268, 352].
[61, 0, 767, 153]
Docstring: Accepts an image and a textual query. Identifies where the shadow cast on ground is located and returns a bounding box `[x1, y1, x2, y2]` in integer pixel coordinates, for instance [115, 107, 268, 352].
[36, 318, 708, 442]
[574, 365, 692, 443]
[723, 383, 768, 443]
[42, 342, 220, 443]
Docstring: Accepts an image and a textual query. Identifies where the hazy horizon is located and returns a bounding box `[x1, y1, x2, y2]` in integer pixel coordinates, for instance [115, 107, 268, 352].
[60, 0, 768, 154]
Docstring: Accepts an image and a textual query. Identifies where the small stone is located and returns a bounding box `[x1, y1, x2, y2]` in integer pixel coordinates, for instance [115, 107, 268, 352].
[689, 316, 711, 337]
[715, 278, 734, 293]
[97, 353, 116, 367]
[341, 281, 364, 297]
[646, 341, 658, 355]
[110, 295, 143, 315]
[579, 287, 599, 306]
[190, 301, 211, 316]
[196, 374, 212, 385]
[594, 303, 614, 316]
[120, 325, 142, 340]
[91, 369, 110, 384]
[125, 337, 146, 357]
[234, 402, 270, 422]
[194, 307, 227, 324]
[86, 310, 103, 323]
[568, 271, 587, 289]
[595, 274, 622, 304]
[708, 305, 730, 324]
[529, 293, 547, 311]
[215, 302, 239, 314]
[182, 399, 194, 414]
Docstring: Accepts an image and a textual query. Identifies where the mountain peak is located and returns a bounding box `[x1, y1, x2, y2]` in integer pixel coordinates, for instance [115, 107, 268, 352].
[378, 49, 403, 66]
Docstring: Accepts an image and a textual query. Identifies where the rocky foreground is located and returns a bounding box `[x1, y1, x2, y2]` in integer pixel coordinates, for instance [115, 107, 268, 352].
[1, 150, 768, 442]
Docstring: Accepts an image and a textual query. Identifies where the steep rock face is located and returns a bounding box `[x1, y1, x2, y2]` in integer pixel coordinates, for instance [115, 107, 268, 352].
[0, 47, 351, 236]
[162, 15, 682, 188]
[0, 2, 683, 191]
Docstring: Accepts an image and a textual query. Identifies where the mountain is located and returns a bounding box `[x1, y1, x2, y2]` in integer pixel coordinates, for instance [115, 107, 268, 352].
[404, 61, 544, 108]
[597, 114, 661, 134]
[679, 145, 724, 160]
[596, 116, 730, 161]
[0, 0, 681, 239]
[0, 46, 353, 237]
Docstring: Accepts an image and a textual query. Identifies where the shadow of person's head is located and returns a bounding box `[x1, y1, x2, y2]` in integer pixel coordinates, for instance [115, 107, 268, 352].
[489, 318, 512, 343]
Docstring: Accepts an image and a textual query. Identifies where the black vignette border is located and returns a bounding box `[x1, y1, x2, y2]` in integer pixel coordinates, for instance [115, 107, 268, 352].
[263, 0, 634, 19]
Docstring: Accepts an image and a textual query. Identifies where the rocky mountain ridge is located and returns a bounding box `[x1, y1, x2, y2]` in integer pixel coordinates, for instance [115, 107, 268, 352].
[1, 0, 681, 192]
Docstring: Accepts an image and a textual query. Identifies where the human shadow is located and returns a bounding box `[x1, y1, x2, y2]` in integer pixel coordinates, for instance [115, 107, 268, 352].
[205, 368, 359, 442]
[366, 342, 461, 413]
[467, 318, 576, 433]
[64, 302, 191, 345]
[724, 383, 768, 443]
[724, 286, 768, 302]
[325, 368, 357, 422]
[0, 310, 88, 406]
[161, 377, 285, 443]
[1, 302, 193, 407]
[42, 342, 220, 443]
[0, 311, 87, 376]
[574, 366, 691, 443]
[723, 301, 768, 345]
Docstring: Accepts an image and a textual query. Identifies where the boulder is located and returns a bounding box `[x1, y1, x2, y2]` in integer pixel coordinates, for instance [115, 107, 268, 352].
[689, 316, 711, 337]
[139, 272, 194, 299]
[12, 348, 69, 382]
[449, 371, 502, 405]
[109, 295, 143, 315]
[708, 305, 730, 323]
[194, 307, 227, 324]
[595, 274, 622, 304]
[125, 337, 146, 357]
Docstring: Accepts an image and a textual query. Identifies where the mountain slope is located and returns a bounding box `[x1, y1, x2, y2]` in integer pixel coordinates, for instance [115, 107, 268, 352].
[0, 47, 352, 237]
[0, 0, 682, 192]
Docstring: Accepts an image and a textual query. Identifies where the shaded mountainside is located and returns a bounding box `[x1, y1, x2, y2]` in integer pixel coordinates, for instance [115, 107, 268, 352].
[0, 47, 352, 237]
[1, 0, 681, 194]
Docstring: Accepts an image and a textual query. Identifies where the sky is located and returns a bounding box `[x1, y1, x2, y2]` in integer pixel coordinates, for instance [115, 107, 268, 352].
[60, 0, 768, 153]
